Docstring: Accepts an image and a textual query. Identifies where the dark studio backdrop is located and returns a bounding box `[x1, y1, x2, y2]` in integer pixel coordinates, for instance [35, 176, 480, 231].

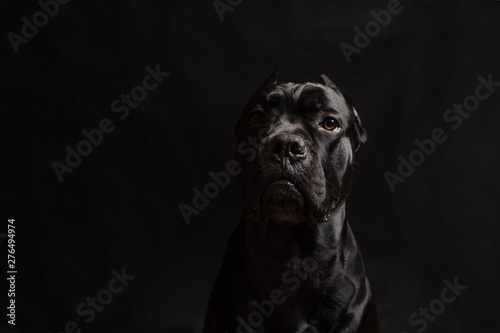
[1, 0, 499, 332]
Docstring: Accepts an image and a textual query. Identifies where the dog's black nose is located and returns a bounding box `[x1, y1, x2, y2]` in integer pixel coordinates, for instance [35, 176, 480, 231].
[266, 133, 308, 162]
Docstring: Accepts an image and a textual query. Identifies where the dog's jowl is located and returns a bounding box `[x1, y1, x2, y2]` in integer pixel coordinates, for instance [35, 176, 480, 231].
[203, 72, 380, 333]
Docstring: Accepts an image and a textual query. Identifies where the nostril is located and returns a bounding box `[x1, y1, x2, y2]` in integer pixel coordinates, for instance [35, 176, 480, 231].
[290, 141, 306, 156]
[269, 140, 284, 154]
[266, 134, 308, 160]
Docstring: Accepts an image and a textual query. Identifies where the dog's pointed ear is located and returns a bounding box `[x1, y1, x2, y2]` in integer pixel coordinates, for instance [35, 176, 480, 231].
[320, 74, 337, 88]
[259, 70, 281, 89]
[352, 108, 367, 151]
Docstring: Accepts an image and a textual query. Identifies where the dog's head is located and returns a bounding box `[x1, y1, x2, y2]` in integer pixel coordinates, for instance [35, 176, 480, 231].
[235, 72, 366, 226]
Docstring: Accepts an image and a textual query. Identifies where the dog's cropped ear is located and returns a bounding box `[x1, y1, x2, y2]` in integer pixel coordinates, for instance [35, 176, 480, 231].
[352, 108, 367, 151]
[320, 74, 337, 88]
[259, 70, 281, 90]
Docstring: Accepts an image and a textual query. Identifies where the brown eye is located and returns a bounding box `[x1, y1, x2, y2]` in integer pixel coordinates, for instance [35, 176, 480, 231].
[322, 118, 339, 131]
[250, 111, 265, 125]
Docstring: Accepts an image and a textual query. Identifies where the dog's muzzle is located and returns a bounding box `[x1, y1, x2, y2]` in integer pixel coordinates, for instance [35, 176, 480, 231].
[256, 133, 313, 223]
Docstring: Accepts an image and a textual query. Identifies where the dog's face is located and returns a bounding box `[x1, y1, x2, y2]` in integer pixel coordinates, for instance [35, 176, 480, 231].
[235, 73, 366, 226]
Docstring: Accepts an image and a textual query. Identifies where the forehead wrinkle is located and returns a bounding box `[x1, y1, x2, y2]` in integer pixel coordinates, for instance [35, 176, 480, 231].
[261, 83, 350, 117]
[296, 85, 331, 115]
[266, 83, 294, 99]
[292, 83, 305, 98]
[264, 84, 299, 114]
[299, 85, 327, 101]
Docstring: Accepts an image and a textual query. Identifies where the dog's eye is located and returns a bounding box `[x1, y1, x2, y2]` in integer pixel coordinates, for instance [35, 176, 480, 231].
[321, 118, 340, 131]
[250, 111, 265, 125]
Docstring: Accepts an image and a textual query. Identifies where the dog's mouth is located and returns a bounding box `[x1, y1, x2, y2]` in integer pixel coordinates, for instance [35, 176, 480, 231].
[263, 178, 304, 198]
[260, 178, 307, 223]
[243, 160, 335, 225]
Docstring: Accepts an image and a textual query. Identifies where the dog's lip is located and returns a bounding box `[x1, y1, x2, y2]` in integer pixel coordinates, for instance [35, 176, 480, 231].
[263, 178, 305, 200]
[265, 178, 298, 190]
[270, 179, 294, 185]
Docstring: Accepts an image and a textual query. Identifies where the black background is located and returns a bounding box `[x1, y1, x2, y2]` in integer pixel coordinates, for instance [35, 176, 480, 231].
[1, 0, 499, 332]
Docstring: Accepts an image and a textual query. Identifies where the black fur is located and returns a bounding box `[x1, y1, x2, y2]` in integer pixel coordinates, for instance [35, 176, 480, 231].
[204, 74, 379, 333]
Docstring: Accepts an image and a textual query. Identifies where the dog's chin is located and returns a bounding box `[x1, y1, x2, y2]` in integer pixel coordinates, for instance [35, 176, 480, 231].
[243, 179, 335, 225]
[259, 180, 307, 225]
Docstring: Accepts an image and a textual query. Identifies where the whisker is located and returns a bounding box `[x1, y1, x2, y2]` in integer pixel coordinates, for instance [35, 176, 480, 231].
[325, 179, 340, 200]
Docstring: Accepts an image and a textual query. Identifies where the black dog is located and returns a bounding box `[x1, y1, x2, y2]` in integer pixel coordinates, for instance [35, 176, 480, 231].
[203, 73, 380, 333]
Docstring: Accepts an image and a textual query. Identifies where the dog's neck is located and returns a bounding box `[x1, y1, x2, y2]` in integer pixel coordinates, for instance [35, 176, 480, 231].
[243, 202, 364, 281]
[239, 201, 370, 330]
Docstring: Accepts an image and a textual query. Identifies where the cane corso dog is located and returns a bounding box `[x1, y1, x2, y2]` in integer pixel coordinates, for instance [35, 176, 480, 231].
[203, 72, 380, 333]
